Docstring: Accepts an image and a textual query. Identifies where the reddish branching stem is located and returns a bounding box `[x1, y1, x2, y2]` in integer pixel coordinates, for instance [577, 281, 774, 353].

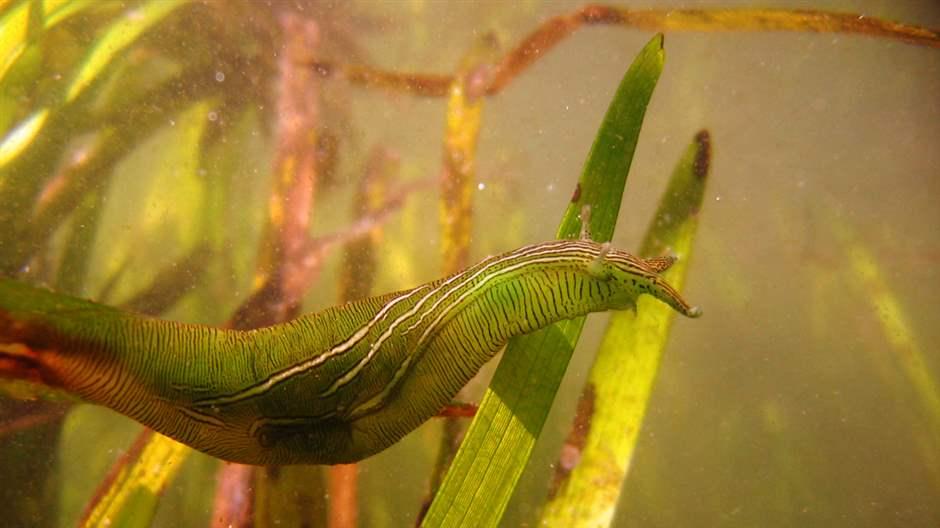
[211, 463, 255, 528]
[309, 5, 939, 99]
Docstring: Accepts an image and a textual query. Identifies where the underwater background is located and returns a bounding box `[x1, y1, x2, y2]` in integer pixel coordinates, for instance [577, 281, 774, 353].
[0, 0, 937, 526]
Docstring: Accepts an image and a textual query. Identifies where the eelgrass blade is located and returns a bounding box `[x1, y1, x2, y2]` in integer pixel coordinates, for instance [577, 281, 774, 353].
[0, 0, 188, 160]
[540, 130, 711, 527]
[64, 0, 188, 103]
[0, 108, 48, 166]
[53, 188, 105, 293]
[0, 0, 100, 83]
[0, 0, 194, 275]
[79, 431, 191, 528]
[2, 0, 184, 169]
[423, 34, 665, 528]
[829, 213, 940, 451]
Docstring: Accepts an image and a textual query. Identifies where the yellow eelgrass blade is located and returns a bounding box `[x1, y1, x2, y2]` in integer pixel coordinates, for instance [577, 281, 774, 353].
[540, 130, 710, 527]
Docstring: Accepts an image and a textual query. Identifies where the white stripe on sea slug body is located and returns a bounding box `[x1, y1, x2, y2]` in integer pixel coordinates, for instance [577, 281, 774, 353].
[402, 241, 585, 334]
[319, 241, 593, 397]
[605, 252, 654, 273]
[349, 243, 613, 414]
[414, 249, 601, 347]
[177, 405, 227, 428]
[346, 353, 417, 419]
[415, 240, 667, 347]
[192, 285, 430, 407]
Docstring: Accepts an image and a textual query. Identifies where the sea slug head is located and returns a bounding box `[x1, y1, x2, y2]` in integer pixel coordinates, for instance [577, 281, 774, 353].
[600, 246, 702, 318]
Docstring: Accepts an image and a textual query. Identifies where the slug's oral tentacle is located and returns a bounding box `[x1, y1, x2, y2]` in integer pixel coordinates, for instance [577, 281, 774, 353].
[650, 276, 702, 318]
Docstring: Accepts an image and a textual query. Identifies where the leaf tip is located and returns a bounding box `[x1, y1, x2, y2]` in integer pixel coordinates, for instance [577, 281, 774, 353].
[693, 129, 711, 180]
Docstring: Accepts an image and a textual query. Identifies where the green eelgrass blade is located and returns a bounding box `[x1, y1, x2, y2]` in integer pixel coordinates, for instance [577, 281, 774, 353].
[827, 210, 940, 453]
[0, 0, 188, 159]
[540, 130, 711, 527]
[0, 0, 99, 84]
[79, 431, 191, 528]
[64, 0, 188, 103]
[423, 34, 665, 527]
[0, 0, 192, 275]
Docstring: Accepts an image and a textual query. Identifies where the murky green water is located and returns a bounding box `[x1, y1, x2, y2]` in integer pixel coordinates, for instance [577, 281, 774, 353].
[1, 1, 938, 526]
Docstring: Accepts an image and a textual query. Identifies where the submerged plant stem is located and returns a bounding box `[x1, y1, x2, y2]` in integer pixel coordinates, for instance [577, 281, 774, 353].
[309, 6, 939, 100]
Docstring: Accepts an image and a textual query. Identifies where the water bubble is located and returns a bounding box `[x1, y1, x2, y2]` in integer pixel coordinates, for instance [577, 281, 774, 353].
[208, 111, 218, 122]
[215, 71, 225, 82]
[126, 7, 144, 21]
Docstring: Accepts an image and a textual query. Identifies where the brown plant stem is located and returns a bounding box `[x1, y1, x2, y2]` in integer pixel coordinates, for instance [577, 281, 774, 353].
[436, 402, 479, 419]
[327, 146, 400, 528]
[327, 464, 359, 528]
[309, 6, 938, 100]
[210, 463, 254, 528]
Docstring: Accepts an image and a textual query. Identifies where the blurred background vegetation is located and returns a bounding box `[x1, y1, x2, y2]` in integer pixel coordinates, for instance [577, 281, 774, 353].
[0, 0, 937, 527]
